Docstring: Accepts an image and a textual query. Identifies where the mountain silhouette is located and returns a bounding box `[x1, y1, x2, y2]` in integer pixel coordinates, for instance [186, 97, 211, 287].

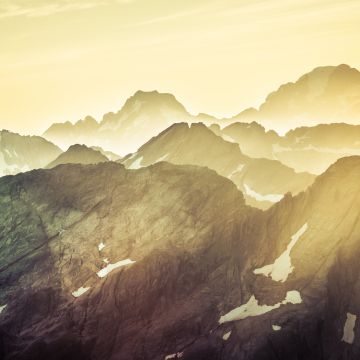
[46, 144, 109, 169]
[213, 121, 360, 174]
[0, 130, 62, 176]
[121, 122, 314, 209]
[42, 64, 360, 156]
[43, 91, 208, 155]
[230, 64, 360, 131]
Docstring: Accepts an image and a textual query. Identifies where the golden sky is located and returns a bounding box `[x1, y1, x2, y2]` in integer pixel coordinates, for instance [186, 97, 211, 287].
[1, 0, 360, 134]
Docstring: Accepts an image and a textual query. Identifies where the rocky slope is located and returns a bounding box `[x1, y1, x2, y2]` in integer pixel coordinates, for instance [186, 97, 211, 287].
[46, 144, 109, 169]
[0, 130, 62, 177]
[122, 122, 314, 209]
[0, 161, 251, 359]
[227, 156, 360, 360]
[1, 157, 360, 359]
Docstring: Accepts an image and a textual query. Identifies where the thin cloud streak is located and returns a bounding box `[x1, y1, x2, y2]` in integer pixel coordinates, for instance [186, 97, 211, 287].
[0, 0, 121, 18]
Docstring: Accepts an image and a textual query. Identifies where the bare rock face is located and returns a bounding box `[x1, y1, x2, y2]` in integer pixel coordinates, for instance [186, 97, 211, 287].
[1, 157, 360, 359]
[213, 156, 360, 360]
[0, 162, 250, 359]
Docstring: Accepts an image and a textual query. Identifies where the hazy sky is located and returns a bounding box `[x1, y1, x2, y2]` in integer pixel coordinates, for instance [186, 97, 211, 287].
[1, 0, 360, 134]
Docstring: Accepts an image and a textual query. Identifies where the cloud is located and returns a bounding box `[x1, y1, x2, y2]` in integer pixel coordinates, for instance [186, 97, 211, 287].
[0, 0, 113, 18]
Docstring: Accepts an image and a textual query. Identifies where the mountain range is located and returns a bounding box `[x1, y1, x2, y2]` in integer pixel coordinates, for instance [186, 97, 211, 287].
[212, 122, 360, 174]
[1, 157, 360, 359]
[42, 64, 360, 156]
[1, 64, 360, 360]
[43, 91, 204, 155]
[230, 64, 360, 130]
[121, 122, 314, 209]
[0, 130, 62, 177]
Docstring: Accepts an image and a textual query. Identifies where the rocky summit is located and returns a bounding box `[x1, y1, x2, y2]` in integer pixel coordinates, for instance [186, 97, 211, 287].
[45, 144, 109, 169]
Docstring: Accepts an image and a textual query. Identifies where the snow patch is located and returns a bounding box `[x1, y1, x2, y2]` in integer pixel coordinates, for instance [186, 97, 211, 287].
[165, 352, 183, 360]
[72, 287, 90, 298]
[58, 229, 66, 236]
[97, 259, 135, 278]
[253, 223, 308, 282]
[4, 149, 12, 158]
[103, 258, 109, 264]
[244, 183, 284, 203]
[0, 151, 30, 177]
[98, 242, 106, 251]
[0, 304, 7, 314]
[155, 153, 169, 163]
[272, 325, 282, 331]
[229, 164, 244, 178]
[222, 135, 237, 143]
[128, 156, 144, 169]
[222, 331, 231, 340]
[219, 290, 302, 324]
[342, 312, 357, 344]
[273, 143, 360, 155]
[125, 152, 138, 162]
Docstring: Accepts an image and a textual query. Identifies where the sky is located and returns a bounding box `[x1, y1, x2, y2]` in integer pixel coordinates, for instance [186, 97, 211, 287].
[1, 0, 360, 135]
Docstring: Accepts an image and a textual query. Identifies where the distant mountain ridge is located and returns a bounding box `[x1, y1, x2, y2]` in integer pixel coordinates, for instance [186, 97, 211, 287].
[42, 64, 360, 155]
[121, 122, 315, 209]
[230, 64, 360, 130]
[0, 130, 62, 177]
[43, 90, 210, 155]
[46, 144, 109, 169]
[212, 121, 360, 174]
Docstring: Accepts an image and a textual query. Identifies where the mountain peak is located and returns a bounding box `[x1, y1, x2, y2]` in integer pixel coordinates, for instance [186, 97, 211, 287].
[245, 63, 360, 131]
[118, 89, 188, 114]
[46, 144, 108, 169]
[66, 143, 94, 152]
[74, 116, 98, 127]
